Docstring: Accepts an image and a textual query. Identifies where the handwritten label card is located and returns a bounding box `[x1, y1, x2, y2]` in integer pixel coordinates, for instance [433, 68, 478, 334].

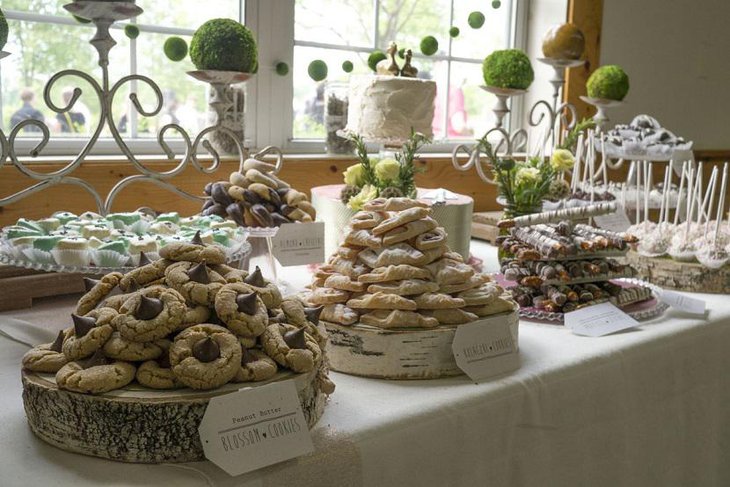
[564, 302, 639, 337]
[271, 222, 325, 266]
[452, 312, 519, 382]
[659, 290, 706, 316]
[593, 205, 632, 233]
[198, 381, 313, 476]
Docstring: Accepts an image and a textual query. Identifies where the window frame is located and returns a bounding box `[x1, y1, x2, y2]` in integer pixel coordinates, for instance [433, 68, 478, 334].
[1, 0, 528, 158]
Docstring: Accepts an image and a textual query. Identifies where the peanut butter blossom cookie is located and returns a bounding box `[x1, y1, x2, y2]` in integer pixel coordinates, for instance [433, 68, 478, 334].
[21, 236, 335, 396]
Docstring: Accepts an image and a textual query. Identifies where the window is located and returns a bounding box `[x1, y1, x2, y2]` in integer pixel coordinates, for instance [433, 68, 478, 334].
[1, 1, 243, 156]
[0, 1, 527, 157]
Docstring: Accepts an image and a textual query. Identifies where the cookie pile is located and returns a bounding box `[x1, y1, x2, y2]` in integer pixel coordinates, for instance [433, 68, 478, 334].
[305, 197, 516, 328]
[21, 232, 335, 395]
[498, 219, 651, 313]
[201, 158, 316, 227]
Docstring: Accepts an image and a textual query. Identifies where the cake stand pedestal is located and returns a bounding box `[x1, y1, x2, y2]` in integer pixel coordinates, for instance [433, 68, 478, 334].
[22, 367, 327, 463]
[580, 96, 624, 132]
[624, 250, 730, 294]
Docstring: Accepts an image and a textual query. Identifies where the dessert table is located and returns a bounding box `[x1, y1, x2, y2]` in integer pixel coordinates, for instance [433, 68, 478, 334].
[1, 241, 729, 487]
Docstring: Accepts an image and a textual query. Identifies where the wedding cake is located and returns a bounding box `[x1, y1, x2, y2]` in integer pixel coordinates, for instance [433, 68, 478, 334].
[346, 75, 437, 142]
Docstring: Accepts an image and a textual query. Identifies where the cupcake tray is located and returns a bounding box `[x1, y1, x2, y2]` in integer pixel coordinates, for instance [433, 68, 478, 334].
[22, 367, 326, 463]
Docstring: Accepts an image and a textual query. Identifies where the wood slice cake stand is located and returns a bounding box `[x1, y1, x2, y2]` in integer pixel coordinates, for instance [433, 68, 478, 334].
[624, 250, 730, 294]
[22, 368, 326, 463]
[324, 309, 519, 380]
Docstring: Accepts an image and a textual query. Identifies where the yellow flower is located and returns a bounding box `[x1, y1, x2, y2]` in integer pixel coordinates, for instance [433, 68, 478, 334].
[347, 184, 379, 211]
[343, 164, 365, 186]
[515, 167, 540, 186]
[375, 158, 400, 183]
[368, 157, 381, 169]
[550, 149, 575, 172]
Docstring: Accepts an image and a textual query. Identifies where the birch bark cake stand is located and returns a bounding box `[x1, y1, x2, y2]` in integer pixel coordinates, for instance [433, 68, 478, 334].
[623, 251, 730, 294]
[22, 367, 326, 463]
[323, 308, 519, 379]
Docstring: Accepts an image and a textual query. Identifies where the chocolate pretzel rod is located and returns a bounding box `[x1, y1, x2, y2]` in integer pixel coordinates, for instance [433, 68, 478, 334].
[512, 227, 571, 258]
[533, 224, 594, 251]
[498, 202, 618, 229]
[574, 223, 638, 244]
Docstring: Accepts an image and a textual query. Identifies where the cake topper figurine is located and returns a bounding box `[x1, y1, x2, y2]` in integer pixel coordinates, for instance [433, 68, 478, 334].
[386, 42, 400, 76]
[401, 49, 418, 78]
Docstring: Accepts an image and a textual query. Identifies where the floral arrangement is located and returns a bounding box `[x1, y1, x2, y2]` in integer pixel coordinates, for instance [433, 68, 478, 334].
[340, 131, 430, 210]
[476, 136, 575, 217]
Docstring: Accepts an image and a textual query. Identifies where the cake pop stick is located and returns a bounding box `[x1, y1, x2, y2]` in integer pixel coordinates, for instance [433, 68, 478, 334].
[674, 161, 688, 226]
[700, 166, 718, 235]
[658, 164, 671, 225]
[498, 203, 618, 229]
[600, 137, 608, 187]
[713, 162, 728, 247]
[634, 160, 641, 225]
[642, 161, 652, 224]
[684, 165, 698, 243]
[571, 133, 585, 192]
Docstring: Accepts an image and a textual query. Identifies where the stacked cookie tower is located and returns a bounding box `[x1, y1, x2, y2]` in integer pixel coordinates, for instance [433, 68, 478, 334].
[202, 158, 316, 227]
[498, 214, 651, 314]
[306, 197, 515, 328]
[21, 232, 335, 395]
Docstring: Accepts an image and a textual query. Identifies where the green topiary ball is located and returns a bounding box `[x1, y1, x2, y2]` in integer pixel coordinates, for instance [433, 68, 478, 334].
[492, 0, 502, 8]
[0, 9, 7, 51]
[482, 49, 534, 90]
[586, 65, 630, 101]
[397, 48, 405, 59]
[368, 50, 387, 72]
[468, 11, 485, 29]
[449, 26, 460, 38]
[164, 37, 188, 62]
[308, 60, 328, 82]
[124, 24, 140, 40]
[342, 60, 354, 73]
[420, 36, 438, 56]
[190, 19, 257, 72]
[275, 61, 289, 76]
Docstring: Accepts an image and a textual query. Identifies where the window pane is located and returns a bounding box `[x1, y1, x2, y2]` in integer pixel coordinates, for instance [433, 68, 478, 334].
[295, 0, 374, 47]
[447, 61, 499, 140]
[451, 0, 513, 60]
[377, 0, 451, 56]
[133, 32, 208, 138]
[140, 1, 241, 30]
[3, 0, 67, 16]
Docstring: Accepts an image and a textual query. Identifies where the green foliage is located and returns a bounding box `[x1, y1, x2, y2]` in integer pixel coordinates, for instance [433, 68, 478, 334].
[468, 11, 485, 29]
[341, 60, 354, 73]
[190, 19, 257, 72]
[307, 60, 328, 82]
[0, 9, 8, 50]
[587, 65, 629, 101]
[482, 49, 534, 90]
[558, 118, 596, 152]
[163, 37, 188, 62]
[124, 24, 140, 40]
[449, 26, 460, 38]
[275, 61, 289, 76]
[420, 36, 438, 56]
[367, 50, 387, 72]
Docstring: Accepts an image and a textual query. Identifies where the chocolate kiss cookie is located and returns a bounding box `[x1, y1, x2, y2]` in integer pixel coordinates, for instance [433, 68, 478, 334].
[62, 308, 116, 360]
[22, 330, 69, 373]
[304, 305, 324, 326]
[187, 260, 211, 284]
[56, 349, 136, 394]
[242, 266, 282, 308]
[72, 313, 96, 338]
[83, 277, 98, 292]
[245, 266, 265, 287]
[138, 251, 153, 267]
[192, 337, 220, 363]
[135, 295, 164, 320]
[214, 283, 268, 338]
[191, 230, 204, 246]
[159, 233, 226, 264]
[283, 327, 307, 349]
[234, 348, 278, 383]
[236, 292, 258, 314]
[76, 272, 123, 316]
[261, 323, 322, 373]
[165, 261, 225, 306]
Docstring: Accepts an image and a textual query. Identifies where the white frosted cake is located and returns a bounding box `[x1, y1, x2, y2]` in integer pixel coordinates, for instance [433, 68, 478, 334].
[346, 75, 437, 142]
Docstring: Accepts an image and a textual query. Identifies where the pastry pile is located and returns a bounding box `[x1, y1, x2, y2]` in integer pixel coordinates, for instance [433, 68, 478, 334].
[201, 157, 316, 228]
[305, 197, 516, 328]
[499, 219, 651, 313]
[21, 232, 335, 395]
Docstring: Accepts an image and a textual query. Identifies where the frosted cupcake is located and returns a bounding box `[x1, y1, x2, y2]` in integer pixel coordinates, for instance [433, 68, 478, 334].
[93, 240, 130, 267]
[52, 237, 90, 267]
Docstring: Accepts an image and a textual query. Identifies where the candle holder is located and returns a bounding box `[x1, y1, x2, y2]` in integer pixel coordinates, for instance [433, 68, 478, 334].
[579, 96, 624, 132]
[480, 85, 527, 129]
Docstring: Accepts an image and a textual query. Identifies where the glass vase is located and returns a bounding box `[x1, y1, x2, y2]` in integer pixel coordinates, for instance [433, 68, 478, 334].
[324, 82, 354, 154]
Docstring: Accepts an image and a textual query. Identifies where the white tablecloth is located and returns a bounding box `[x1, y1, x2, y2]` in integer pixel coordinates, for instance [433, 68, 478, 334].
[1, 241, 729, 487]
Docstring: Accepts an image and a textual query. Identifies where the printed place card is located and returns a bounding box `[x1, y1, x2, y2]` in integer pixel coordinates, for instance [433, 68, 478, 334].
[452, 312, 519, 383]
[659, 290, 706, 316]
[564, 302, 639, 337]
[593, 206, 632, 233]
[198, 381, 314, 476]
[271, 221, 325, 266]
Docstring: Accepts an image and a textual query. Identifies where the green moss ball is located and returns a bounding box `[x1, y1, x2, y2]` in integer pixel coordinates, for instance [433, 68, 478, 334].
[342, 60, 354, 73]
[468, 11, 485, 29]
[397, 48, 405, 59]
[308, 60, 328, 82]
[164, 37, 188, 62]
[0, 9, 7, 51]
[492, 1, 502, 9]
[420, 36, 438, 56]
[482, 49, 534, 90]
[275, 62, 289, 76]
[586, 65, 629, 101]
[449, 26, 460, 38]
[368, 50, 387, 72]
[124, 24, 140, 40]
[190, 19, 258, 72]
